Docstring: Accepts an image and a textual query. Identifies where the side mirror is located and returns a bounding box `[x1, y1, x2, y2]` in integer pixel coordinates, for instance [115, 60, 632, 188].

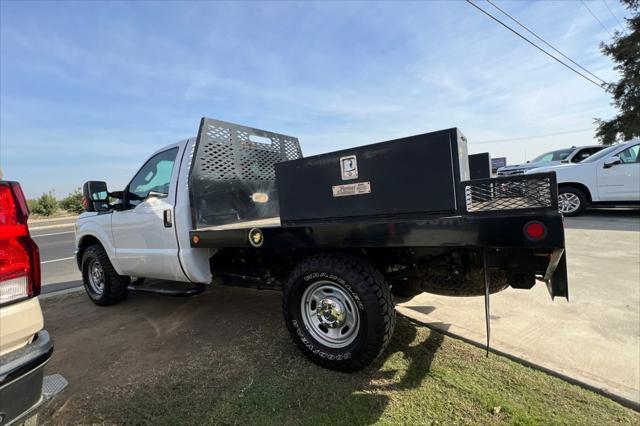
[82, 181, 110, 212]
[603, 156, 621, 169]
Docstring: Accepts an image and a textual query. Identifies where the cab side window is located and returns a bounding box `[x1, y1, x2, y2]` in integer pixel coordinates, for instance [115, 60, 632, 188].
[617, 145, 639, 164]
[127, 148, 179, 206]
[571, 147, 602, 163]
[537, 153, 553, 162]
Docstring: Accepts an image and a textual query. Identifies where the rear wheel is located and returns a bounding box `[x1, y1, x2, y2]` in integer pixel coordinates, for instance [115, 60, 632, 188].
[283, 253, 395, 372]
[558, 186, 587, 216]
[81, 244, 130, 306]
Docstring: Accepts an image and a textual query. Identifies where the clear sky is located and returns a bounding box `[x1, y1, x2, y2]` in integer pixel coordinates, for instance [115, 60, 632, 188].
[0, 0, 632, 198]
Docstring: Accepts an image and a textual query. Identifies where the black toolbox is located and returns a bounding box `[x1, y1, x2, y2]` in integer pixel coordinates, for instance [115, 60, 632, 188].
[276, 128, 470, 225]
[469, 152, 492, 179]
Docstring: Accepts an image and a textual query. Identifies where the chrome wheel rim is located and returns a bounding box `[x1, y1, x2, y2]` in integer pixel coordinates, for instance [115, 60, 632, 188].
[558, 193, 581, 214]
[300, 280, 360, 348]
[88, 259, 105, 294]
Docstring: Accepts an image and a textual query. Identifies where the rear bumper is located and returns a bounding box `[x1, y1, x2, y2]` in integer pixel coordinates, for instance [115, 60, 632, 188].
[0, 331, 53, 426]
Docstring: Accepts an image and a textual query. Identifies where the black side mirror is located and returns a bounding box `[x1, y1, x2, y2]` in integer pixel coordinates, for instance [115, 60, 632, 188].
[82, 181, 110, 212]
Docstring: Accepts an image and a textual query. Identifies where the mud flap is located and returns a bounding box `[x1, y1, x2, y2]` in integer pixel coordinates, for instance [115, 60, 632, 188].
[545, 249, 569, 300]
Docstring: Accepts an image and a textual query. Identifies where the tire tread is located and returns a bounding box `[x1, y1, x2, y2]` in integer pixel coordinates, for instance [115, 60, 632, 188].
[283, 252, 395, 372]
[82, 244, 130, 306]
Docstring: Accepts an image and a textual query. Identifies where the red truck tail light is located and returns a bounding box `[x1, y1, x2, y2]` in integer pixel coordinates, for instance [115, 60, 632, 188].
[523, 221, 546, 241]
[0, 182, 41, 305]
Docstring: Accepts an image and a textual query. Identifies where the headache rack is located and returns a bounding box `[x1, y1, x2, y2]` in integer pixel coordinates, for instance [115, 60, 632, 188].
[460, 173, 558, 215]
[189, 118, 303, 229]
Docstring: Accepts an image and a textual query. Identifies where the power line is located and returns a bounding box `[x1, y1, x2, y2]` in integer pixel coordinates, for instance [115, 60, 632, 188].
[464, 0, 605, 90]
[581, 0, 614, 37]
[601, 0, 626, 34]
[471, 127, 593, 144]
[485, 0, 608, 85]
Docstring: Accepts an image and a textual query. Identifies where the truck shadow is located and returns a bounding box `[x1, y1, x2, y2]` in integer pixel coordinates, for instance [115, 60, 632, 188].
[40, 286, 446, 424]
[317, 317, 446, 424]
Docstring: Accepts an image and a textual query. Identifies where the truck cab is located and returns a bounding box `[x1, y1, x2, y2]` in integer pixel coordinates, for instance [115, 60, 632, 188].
[76, 138, 211, 292]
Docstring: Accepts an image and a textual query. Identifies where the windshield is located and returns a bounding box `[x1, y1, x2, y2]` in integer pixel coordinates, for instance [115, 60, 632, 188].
[580, 144, 619, 163]
[532, 148, 574, 162]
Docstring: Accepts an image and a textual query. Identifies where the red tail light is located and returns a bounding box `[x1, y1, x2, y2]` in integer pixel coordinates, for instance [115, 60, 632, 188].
[523, 221, 546, 241]
[0, 181, 41, 305]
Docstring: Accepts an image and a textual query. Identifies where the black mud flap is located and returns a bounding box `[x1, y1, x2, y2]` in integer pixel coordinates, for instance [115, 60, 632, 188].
[545, 249, 569, 300]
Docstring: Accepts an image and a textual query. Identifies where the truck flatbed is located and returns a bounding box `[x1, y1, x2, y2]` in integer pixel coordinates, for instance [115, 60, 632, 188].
[77, 117, 570, 373]
[190, 210, 565, 250]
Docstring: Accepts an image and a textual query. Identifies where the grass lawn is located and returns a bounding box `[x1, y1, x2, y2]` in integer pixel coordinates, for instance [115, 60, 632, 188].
[62, 315, 637, 425]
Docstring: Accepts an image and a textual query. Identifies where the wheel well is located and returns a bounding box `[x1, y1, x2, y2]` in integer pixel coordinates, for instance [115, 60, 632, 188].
[76, 235, 102, 268]
[558, 182, 592, 203]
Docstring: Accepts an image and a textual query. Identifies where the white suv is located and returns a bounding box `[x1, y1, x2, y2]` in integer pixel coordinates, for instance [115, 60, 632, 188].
[497, 145, 604, 176]
[526, 139, 640, 216]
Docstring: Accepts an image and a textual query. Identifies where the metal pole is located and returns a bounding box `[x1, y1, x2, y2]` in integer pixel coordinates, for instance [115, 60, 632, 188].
[483, 248, 491, 357]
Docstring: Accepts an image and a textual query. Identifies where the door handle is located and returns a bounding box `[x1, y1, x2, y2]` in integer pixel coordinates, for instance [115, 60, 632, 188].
[163, 209, 173, 228]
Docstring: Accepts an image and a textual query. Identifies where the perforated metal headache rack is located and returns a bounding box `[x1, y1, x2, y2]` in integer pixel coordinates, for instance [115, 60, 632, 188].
[189, 118, 303, 229]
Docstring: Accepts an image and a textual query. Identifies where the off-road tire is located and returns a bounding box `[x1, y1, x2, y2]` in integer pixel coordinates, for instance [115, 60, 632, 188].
[558, 186, 587, 217]
[283, 253, 396, 372]
[81, 244, 130, 306]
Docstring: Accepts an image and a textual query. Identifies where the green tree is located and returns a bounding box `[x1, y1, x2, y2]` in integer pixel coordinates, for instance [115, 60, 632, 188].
[29, 191, 59, 216]
[596, 0, 640, 144]
[60, 188, 84, 214]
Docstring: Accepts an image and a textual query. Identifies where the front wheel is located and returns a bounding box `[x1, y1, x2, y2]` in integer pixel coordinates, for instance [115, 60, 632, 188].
[558, 186, 587, 216]
[283, 253, 395, 372]
[81, 244, 130, 306]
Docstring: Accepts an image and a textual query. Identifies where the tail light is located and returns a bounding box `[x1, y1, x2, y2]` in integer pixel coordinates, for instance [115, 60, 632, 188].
[523, 221, 547, 241]
[0, 181, 41, 305]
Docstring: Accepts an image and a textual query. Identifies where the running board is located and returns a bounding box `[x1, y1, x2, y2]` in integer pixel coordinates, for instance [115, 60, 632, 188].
[127, 282, 206, 297]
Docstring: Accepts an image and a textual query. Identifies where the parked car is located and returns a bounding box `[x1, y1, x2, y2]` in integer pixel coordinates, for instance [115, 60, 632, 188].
[75, 117, 569, 373]
[525, 139, 640, 216]
[0, 181, 53, 425]
[497, 145, 604, 176]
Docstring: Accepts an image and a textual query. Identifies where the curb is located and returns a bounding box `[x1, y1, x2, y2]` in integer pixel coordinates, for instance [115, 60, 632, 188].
[398, 313, 640, 412]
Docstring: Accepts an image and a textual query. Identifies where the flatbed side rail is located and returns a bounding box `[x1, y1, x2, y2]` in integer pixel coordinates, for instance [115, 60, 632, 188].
[190, 212, 565, 250]
[459, 172, 558, 215]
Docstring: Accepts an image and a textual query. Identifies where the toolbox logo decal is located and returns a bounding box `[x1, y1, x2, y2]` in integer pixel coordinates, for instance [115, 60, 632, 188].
[332, 181, 371, 197]
[340, 155, 358, 180]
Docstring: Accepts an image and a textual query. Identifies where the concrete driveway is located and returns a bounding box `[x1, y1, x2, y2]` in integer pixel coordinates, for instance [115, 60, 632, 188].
[397, 210, 640, 405]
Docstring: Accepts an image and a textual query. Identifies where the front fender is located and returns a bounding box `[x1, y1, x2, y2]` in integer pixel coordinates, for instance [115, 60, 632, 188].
[75, 214, 124, 275]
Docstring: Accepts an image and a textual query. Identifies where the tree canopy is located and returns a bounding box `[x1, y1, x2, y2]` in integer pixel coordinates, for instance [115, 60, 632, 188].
[595, 0, 640, 145]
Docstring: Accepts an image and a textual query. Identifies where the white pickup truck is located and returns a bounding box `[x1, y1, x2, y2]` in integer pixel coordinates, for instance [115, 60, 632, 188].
[526, 139, 640, 216]
[75, 118, 570, 371]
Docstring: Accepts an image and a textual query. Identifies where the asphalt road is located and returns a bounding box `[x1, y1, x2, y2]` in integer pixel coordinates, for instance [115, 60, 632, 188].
[31, 219, 81, 293]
